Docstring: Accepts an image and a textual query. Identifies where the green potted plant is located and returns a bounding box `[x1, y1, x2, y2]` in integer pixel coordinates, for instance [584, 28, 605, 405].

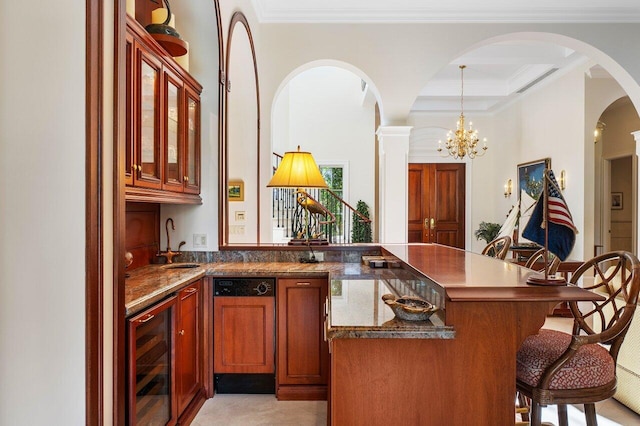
[351, 200, 372, 243]
[474, 221, 502, 244]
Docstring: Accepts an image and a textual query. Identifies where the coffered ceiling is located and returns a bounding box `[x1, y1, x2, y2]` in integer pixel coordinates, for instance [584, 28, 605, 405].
[251, 0, 633, 113]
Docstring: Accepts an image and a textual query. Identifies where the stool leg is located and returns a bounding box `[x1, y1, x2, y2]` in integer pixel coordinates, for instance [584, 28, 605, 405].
[557, 404, 568, 426]
[530, 401, 543, 426]
[585, 403, 598, 426]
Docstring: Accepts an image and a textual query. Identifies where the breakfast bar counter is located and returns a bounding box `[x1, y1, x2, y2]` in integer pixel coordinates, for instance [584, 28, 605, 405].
[328, 244, 602, 426]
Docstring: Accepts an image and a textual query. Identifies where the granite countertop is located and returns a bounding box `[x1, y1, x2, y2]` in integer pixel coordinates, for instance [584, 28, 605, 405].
[125, 264, 206, 316]
[125, 260, 398, 317]
[124, 259, 453, 341]
[326, 277, 454, 340]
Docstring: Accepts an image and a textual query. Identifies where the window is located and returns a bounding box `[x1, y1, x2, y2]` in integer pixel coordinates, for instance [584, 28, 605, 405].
[319, 164, 347, 241]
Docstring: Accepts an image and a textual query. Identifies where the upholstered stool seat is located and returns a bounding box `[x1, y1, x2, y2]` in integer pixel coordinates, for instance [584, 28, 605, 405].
[517, 329, 615, 390]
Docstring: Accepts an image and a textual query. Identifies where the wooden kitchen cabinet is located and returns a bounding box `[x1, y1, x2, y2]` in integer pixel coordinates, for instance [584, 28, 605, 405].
[127, 278, 205, 426]
[125, 15, 202, 204]
[214, 296, 276, 374]
[175, 280, 203, 418]
[276, 277, 329, 400]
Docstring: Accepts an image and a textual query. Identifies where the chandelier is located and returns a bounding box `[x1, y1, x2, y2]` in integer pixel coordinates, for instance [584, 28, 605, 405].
[437, 65, 487, 159]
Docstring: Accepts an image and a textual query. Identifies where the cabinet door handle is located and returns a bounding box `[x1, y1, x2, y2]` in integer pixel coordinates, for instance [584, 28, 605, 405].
[296, 282, 311, 286]
[184, 176, 189, 182]
[178, 329, 185, 335]
[138, 314, 154, 323]
[185, 287, 197, 293]
[424, 218, 429, 230]
[430, 218, 436, 230]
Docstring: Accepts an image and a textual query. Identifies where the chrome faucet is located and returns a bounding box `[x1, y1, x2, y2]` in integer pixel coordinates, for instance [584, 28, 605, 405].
[157, 218, 185, 264]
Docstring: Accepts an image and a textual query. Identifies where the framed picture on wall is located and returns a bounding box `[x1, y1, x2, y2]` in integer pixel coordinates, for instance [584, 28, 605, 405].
[517, 158, 551, 201]
[516, 158, 551, 245]
[611, 192, 623, 210]
[228, 181, 244, 202]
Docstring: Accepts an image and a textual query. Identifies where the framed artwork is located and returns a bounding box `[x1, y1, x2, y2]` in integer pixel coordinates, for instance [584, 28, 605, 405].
[228, 181, 244, 201]
[517, 158, 551, 244]
[518, 158, 551, 200]
[611, 192, 623, 210]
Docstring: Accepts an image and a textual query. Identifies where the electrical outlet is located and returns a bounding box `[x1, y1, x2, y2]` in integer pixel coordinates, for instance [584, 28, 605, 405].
[315, 252, 325, 262]
[193, 234, 207, 248]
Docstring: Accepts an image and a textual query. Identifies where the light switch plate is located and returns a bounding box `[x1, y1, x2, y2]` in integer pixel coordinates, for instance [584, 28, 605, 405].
[193, 234, 207, 248]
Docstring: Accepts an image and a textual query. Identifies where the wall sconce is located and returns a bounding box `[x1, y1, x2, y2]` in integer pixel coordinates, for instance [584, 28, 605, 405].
[504, 179, 512, 198]
[594, 121, 606, 144]
[559, 170, 566, 190]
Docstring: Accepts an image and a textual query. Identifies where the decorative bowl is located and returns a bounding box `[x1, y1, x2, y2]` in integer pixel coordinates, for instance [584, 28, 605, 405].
[382, 294, 438, 321]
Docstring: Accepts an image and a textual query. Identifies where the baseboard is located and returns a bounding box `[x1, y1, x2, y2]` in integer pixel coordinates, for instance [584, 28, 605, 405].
[276, 385, 327, 401]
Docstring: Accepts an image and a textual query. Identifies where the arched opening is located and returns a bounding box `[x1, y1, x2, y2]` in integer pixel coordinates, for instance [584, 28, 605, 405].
[594, 96, 640, 256]
[264, 63, 383, 244]
[408, 34, 640, 258]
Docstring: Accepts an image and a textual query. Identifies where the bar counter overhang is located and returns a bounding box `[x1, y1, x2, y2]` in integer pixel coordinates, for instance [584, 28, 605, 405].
[327, 244, 602, 426]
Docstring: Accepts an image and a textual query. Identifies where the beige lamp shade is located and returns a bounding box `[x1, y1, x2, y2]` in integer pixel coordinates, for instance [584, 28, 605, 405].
[267, 146, 328, 188]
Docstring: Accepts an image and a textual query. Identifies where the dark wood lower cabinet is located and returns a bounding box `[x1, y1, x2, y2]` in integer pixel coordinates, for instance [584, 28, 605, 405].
[276, 277, 329, 400]
[176, 280, 206, 424]
[127, 278, 205, 426]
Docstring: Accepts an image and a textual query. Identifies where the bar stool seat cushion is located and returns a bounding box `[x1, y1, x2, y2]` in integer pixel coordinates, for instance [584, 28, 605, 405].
[517, 329, 615, 390]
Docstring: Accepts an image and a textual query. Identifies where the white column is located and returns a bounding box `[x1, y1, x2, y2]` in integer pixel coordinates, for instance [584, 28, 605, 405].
[377, 126, 412, 243]
[633, 131, 640, 256]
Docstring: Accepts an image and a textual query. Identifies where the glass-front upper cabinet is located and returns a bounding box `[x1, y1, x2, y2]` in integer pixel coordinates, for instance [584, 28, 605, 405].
[124, 16, 202, 202]
[163, 69, 183, 191]
[184, 86, 201, 194]
[125, 31, 135, 186]
[136, 45, 162, 189]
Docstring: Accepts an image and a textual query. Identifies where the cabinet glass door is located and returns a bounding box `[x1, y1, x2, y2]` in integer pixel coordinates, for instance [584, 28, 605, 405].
[128, 296, 176, 426]
[125, 33, 134, 186]
[184, 88, 200, 194]
[136, 48, 162, 189]
[164, 72, 183, 191]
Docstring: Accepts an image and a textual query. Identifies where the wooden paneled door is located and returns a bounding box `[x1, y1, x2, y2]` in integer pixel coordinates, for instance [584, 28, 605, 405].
[408, 163, 465, 248]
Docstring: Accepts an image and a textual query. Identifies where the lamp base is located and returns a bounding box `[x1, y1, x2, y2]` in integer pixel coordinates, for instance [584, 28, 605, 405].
[526, 275, 567, 286]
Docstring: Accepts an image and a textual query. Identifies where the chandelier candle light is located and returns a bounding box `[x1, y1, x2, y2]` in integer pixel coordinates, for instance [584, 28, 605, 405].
[438, 65, 488, 159]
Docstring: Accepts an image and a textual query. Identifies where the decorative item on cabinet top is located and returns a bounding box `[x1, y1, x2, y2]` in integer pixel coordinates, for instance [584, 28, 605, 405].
[145, 0, 188, 57]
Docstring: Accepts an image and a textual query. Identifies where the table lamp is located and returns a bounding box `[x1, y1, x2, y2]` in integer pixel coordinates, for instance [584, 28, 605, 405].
[267, 146, 328, 262]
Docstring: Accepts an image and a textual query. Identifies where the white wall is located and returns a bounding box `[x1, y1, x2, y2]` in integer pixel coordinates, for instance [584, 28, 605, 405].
[0, 1, 86, 424]
[518, 67, 587, 259]
[227, 22, 259, 244]
[161, 0, 221, 251]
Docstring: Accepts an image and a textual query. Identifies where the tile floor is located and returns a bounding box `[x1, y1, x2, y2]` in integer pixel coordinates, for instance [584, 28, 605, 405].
[193, 317, 640, 426]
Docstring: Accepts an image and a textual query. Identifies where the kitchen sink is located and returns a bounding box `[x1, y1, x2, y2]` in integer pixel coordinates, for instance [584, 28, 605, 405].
[163, 263, 200, 269]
